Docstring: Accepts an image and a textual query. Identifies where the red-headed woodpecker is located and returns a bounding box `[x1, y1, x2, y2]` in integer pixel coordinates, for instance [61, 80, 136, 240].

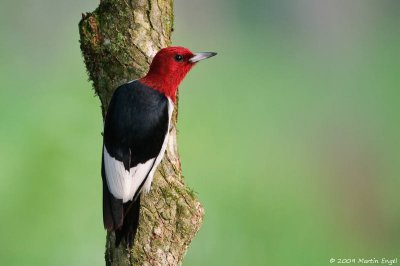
[101, 46, 216, 246]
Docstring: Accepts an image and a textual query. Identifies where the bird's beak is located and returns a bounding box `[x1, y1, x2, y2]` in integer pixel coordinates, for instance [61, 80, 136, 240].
[189, 52, 217, 63]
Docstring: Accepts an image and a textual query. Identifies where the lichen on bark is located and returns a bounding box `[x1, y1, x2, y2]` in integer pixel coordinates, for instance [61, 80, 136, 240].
[79, 0, 204, 265]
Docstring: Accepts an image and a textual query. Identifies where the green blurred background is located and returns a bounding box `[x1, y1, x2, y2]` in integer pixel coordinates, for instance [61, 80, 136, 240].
[1, 0, 400, 265]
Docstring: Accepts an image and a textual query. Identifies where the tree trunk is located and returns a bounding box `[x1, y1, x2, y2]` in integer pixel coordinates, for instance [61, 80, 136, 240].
[78, 1, 204, 265]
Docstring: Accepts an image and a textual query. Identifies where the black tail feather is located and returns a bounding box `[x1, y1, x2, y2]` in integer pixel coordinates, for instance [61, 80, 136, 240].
[115, 196, 141, 247]
[102, 149, 142, 248]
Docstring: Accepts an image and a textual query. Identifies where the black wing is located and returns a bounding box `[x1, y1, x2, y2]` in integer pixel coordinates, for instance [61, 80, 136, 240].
[101, 80, 169, 231]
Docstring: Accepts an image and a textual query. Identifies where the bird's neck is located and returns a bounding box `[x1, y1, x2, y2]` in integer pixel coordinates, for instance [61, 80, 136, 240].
[140, 74, 178, 103]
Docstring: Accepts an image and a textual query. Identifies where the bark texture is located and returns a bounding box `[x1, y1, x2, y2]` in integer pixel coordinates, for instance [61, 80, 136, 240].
[79, 1, 204, 265]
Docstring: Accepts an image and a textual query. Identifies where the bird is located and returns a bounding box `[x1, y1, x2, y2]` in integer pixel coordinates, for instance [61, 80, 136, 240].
[101, 46, 216, 246]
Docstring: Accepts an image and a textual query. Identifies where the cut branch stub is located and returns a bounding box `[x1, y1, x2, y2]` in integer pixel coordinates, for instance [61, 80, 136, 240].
[79, 0, 174, 115]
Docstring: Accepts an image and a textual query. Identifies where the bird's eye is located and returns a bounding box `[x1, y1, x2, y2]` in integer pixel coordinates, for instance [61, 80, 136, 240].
[174, 54, 184, 62]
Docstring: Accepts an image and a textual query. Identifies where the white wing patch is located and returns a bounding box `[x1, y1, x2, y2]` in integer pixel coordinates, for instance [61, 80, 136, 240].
[103, 148, 155, 202]
[103, 98, 174, 203]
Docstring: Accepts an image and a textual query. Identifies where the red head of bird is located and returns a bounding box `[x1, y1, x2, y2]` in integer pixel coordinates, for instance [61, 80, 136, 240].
[140, 46, 216, 102]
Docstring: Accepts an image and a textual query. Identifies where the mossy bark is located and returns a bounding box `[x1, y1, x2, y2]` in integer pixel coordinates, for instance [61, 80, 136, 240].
[79, 0, 204, 265]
